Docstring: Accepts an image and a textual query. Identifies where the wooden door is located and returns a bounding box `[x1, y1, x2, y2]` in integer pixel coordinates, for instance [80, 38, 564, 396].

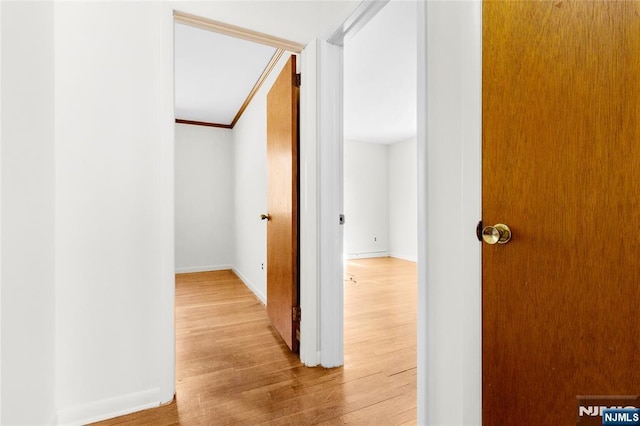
[266, 55, 299, 352]
[483, 1, 640, 425]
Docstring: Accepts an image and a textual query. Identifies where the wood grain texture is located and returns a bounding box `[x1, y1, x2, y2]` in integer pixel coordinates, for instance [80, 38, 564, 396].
[173, 11, 305, 53]
[231, 49, 285, 128]
[177, 49, 285, 130]
[91, 258, 416, 425]
[483, 1, 640, 425]
[266, 55, 299, 352]
[174, 119, 233, 129]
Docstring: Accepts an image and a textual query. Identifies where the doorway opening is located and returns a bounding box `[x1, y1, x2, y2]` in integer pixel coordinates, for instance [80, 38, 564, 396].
[170, 2, 416, 422]
[172, 7, 303, 390]
[342, 0, 418, 419]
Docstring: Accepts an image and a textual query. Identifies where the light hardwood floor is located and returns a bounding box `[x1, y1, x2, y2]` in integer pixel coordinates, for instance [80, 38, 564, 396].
[93, 257, 416, 425]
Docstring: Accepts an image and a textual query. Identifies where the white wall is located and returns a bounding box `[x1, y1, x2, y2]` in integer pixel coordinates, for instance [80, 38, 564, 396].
[232, 53, 290, 304]
[0, 1, 377, 424]
[389, 137, 417, 262]
[54, 3, 172, 423]
[419, 1, 482, 424]
[343, 140, 389, 258]
[1, 2, 56, 424]
[343, 138, 417, 261]
[175, 124, 234, 273]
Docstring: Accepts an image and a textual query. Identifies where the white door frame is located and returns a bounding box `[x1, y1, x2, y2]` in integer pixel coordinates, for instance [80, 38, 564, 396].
[299, 38, 346, 368]
[298, 0, 390, 369]
[159, 3, 176, 406]
[307, 0, 483, 424]
[419, 1, 482, 424]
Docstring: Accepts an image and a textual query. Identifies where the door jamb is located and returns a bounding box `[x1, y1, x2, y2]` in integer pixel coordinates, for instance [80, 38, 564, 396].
[299, 0, 389, 368]
[315, 1, 483, 423]
[419, 2, 483, 425]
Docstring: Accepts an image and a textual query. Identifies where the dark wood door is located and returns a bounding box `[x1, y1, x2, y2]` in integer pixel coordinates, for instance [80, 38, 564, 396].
[266, 55, 299, 352]
[483, 1, 640, 424]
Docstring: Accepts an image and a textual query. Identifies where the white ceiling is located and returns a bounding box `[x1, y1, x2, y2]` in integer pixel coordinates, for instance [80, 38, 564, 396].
[174, 0, 416, 143]
[344, 0, 417, 144]
[174, 23, 278, 125]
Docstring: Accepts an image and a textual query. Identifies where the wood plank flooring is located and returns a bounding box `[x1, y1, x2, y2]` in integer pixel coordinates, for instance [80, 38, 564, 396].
[92, 257, 416, 425]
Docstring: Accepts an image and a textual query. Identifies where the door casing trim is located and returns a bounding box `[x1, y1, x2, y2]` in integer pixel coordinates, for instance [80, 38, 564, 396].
[299, 0, 389, 369]
[419, 1, 483, 424]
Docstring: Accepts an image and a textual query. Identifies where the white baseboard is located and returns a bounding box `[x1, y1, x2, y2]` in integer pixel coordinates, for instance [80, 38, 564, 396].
[56, 387, 161, 426]
[389, 253, 418, 263]
[344, 251, 389, 260]
[232, 268, 266, 304]
[175, 264, 266, 303]
[175, 264, 233, 274]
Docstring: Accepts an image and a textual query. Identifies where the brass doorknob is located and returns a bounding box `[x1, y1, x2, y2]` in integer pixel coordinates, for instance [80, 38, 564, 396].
[260, 214, 271, 221]
[482, 223, 512, 245]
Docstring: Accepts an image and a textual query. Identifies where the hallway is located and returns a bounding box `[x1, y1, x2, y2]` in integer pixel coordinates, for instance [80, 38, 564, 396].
[94, 257, 416, 425]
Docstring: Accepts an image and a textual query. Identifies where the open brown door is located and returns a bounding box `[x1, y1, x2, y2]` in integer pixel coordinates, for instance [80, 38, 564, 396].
[483, 1, 640, 425]
[265, 55, 299, 352]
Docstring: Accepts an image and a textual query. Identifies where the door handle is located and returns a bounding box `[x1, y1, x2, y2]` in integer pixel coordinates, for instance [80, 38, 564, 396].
[482, 223, 512, 245]
[260, 213, 271, 221]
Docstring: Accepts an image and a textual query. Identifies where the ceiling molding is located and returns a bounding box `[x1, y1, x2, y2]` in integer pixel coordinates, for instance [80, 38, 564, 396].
[174, 12, 297, 128]
[174, 10, 305, 53]
[176, 49, 287, 129]
[175, 119, 233, 129]
[231, 49, 285, 128]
